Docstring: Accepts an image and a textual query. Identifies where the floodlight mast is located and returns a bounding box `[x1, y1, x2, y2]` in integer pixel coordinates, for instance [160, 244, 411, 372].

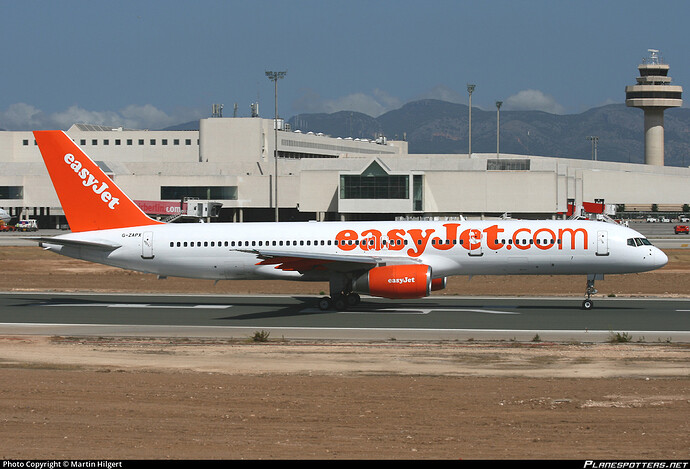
[265, 70, 287, 222]
[467, 84, 475, 156]
[495, 101, 502, 158]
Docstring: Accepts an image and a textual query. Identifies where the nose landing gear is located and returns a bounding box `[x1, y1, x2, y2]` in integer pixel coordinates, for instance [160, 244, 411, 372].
[582, 274, 601, 310]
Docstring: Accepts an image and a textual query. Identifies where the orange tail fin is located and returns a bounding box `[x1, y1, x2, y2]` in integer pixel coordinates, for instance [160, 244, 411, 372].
[34, 130, 163, 232]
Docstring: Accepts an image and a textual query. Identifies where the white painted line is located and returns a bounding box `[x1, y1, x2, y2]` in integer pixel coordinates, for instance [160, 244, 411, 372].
[302, 308, 519, 315]
[40, 303, 232, 310]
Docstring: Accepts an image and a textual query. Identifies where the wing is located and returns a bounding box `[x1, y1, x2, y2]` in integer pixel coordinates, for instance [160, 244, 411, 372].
[237, 248, 419, 274]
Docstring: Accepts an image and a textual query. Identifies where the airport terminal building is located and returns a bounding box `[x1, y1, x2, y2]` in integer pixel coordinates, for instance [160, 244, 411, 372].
[1, 116, 689, 228]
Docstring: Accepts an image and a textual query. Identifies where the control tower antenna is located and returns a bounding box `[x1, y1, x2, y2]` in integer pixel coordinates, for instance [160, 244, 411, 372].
[625, 49, 683, 165]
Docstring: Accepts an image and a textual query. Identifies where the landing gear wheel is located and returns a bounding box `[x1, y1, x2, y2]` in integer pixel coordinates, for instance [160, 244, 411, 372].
[346, 292, 360, 307]
[333, 296, 348, 311]
[318, 297, 332, 311]
[581, 276, 598, 310]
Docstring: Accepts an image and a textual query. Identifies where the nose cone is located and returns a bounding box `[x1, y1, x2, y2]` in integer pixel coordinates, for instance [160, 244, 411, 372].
[654, 248, 668, 270]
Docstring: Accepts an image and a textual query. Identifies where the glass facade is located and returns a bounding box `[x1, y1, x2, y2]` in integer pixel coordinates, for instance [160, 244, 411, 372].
[161, 186, 238, 200]
[487, 159, 531, 171]
[339, 161, 411, 200]
[413, 175, 423, 211]
[340, 175, 409, 199]
[0, 186, 23, 199]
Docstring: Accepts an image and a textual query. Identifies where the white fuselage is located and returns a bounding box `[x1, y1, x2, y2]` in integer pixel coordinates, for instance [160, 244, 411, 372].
[42, 219, 667, 281]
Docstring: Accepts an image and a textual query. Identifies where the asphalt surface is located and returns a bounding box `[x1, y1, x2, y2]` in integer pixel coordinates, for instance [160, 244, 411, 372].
[1, 292, 688, 342]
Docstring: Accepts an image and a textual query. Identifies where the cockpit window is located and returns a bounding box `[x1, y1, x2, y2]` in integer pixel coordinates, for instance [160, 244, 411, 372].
[628, 237, 653, 247]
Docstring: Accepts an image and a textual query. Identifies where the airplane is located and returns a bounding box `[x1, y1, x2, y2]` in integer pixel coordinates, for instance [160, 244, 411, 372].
[0, 208, 10, 223]
[30, 130, 668, 311]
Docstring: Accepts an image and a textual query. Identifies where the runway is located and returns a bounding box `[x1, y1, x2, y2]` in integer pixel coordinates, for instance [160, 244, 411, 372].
[1, 292, 689, 342]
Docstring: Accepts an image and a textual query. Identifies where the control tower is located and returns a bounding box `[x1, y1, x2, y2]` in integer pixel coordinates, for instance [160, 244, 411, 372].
[625, 49, 683, 166]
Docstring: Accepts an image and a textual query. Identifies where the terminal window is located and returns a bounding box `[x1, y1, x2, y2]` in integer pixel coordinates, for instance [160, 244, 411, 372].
[487, 159, 531, 171]
[161, 186, 238, 200]
[340, 174, 409, 199]
[0, 186, 23, 199]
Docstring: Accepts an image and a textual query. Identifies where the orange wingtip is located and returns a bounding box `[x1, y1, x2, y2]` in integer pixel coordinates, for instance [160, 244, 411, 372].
[34, 130, 163, 232]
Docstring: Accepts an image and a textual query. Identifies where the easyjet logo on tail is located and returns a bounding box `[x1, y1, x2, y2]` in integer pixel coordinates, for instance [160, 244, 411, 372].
[63, 153, 120, 210]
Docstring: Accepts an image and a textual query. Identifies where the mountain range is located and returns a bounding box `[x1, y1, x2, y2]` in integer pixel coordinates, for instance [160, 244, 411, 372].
[167, 99, 690, 167]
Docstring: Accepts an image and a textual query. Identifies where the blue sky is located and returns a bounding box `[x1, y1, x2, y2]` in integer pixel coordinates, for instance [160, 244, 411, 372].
[1, 0, 689, 130]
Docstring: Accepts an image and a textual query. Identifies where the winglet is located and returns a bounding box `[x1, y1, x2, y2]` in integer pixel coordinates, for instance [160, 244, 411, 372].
[34, 130, 163, 232]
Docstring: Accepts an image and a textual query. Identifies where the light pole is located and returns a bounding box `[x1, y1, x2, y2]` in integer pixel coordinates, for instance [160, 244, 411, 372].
[495, 101, 502, 158]
[587, 136, 599, 161]
[467, 84, 475, 156]
[265, 70, 287, 222]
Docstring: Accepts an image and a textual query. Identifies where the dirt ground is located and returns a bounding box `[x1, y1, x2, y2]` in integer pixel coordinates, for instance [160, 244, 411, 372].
[0, 246, 689, 460]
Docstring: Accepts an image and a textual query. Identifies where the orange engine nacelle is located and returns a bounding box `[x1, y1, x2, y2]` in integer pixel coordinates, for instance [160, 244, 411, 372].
[352, 264, 432, 299]
[430, 277, 447, 292]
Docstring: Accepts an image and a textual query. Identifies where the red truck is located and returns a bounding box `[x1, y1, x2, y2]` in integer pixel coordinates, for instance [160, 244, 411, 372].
[0, 220, 16, 232]
[675, 225, 689, 234]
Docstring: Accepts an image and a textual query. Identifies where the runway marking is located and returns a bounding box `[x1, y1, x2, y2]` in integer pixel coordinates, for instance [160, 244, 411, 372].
[302, 308, 519, 315]
[40, 303, 232, 310]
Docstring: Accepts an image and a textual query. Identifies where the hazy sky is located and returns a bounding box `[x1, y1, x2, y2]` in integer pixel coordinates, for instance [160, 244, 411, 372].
[1, 0, 688, 130]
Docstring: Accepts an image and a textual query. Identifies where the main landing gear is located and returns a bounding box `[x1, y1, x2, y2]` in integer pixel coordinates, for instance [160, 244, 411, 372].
[318, 292, 360, 311]
[318, 274, 360, 311]
[581, 275, 600, 310]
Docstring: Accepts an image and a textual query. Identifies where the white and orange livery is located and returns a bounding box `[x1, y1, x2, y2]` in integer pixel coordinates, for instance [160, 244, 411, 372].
[31, 131, 667, 310]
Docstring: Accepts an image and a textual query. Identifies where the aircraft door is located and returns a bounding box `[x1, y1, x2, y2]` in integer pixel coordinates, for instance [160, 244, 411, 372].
[142, 231, 154, 259]
[596, 230, 609, 256]
[468, 230, 483, 257]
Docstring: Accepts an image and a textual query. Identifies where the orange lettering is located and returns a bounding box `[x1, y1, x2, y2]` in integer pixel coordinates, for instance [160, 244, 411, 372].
[483, 224, 504, 250]
[558, 228, 588, 250]
[533, 228, 556, 250]
[335, 229, 358, 251]
[458, 228, 481, 250]
[432, 223, 461, 251]
[407, 229, 435, 257]
[512, 228, 531, 250]
[387, 229, 406, 251]
[361, 229, 382, 251]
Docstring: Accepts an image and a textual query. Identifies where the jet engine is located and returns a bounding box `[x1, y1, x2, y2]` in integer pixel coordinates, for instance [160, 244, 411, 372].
[431, 277, 447, 292]
[352, 264, 433, 299]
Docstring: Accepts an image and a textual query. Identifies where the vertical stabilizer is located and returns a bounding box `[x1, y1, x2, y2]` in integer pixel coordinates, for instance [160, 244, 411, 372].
[34, 130, 163, 232]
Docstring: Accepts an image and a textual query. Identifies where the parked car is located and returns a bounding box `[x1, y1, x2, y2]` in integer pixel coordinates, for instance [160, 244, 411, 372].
[646, 217, 658, 223]
[675, 225, 689, 234]
[679, 216, 690, 223]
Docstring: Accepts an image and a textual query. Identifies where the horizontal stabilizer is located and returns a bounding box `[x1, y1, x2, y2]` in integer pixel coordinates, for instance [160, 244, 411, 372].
[24, 236, 122, 251]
